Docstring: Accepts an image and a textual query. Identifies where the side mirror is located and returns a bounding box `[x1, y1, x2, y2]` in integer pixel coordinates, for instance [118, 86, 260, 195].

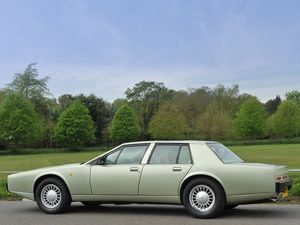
[98, 157, 105, 165]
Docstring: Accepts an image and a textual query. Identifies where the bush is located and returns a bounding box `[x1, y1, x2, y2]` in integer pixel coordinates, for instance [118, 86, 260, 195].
[290, 178, 300, 197]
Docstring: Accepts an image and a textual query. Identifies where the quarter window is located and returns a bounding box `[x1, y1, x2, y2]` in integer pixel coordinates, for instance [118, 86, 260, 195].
[104, 149, 121, 165]
[178, 145, 192, 164]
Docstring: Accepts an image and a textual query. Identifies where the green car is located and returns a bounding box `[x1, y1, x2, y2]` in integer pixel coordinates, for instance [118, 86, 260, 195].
[7, 141, 292, 218]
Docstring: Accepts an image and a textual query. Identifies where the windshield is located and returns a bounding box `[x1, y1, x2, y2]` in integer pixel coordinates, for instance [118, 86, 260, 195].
[207, 143, 243, 164]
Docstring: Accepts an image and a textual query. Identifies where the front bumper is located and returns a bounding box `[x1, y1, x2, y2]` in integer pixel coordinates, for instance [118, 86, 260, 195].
[276, 179, 293, 193]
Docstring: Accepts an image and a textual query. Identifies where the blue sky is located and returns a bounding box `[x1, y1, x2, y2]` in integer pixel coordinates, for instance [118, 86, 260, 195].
[0, 0, 300, 102]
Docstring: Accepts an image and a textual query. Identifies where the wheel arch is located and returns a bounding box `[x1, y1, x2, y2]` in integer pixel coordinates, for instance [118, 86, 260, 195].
[179, 173, 227, 204]
[33, 173, 71, 201]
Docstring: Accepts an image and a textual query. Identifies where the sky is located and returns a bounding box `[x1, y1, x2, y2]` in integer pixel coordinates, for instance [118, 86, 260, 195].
[0, 0, 300, 103]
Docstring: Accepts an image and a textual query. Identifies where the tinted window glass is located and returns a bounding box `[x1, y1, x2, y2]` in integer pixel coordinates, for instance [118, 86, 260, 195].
[104, 149, 121, 164]
[149, 145, 180, 164]
[208, 143, 243, 164]
[178, 146, 192, 164]
[116, 145, 148, 164]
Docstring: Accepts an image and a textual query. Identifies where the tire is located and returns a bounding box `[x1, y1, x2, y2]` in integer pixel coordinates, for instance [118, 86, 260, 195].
[35, 177, 71, 214]
[224, 204, 238, 209]
[81, 202, 101, 207]
[182, 178, 225, 218]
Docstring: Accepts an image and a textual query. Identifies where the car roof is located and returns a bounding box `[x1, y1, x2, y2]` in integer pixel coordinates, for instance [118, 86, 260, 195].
[122, 140, 219, 145]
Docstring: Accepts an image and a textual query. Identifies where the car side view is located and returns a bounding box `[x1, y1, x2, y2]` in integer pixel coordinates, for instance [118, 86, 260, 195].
[7, 141, 292, 218]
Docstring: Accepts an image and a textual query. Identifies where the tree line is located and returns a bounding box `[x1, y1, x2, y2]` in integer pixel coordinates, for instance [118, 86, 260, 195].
[0, 63, 300, 149]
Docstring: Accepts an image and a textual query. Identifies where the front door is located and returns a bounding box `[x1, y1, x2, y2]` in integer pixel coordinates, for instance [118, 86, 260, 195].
[90, 144, 149, 195]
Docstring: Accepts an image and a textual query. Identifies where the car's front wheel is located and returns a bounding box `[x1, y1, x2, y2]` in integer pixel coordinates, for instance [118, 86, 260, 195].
[35, 177, 71, 214]
[182, 178, 225, 218]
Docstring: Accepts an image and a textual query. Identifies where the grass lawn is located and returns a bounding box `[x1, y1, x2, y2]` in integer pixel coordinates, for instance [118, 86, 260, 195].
[0, 143, 299, 199]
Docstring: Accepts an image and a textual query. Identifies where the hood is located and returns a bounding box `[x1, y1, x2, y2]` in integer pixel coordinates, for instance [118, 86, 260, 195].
[13, 163, 81, 176]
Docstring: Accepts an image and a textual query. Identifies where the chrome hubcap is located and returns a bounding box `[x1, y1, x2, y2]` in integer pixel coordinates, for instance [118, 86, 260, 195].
[189, 185, 215, 212]
[41, 184, 61, 209]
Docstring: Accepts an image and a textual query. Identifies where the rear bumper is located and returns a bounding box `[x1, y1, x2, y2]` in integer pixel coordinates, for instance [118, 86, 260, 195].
[276, 179, 293, 193]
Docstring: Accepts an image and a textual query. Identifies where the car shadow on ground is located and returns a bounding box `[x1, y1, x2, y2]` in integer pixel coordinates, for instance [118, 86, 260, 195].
[60, 204, 292, 219]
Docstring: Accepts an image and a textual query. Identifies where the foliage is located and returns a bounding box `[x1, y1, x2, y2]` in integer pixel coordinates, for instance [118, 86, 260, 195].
[58, 94, 111, 143]
[264, 95, 281, 115]
[233, 97, 267, 139]
[54, 101, 95, 147]
[75, 94, 111, 143]
[0, 94, 42, 145]
[125, 81, 174, 138]
[112, 98, 128, 114]
[270, 100, 300, 138]
[7, 63, 50, 106]
[149, 103, 188, 139]
[172, 87, 212, 132]
[286, 90, 300, 106]
[6, 63, 58, 147]
[212, 84, 240, 117]
[290, 178, 300, 197]
[196, 102, 232, 140]
[109, 105, 140, 143]
[0, 89, 7, 103]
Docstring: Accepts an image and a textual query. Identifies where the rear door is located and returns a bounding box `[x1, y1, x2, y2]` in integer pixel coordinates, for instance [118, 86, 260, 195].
[139, 143, 193, 196]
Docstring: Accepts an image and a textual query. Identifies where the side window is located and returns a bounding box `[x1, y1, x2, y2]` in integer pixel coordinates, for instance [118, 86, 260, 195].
[178, 145, 192, 164]
[116, 145, 148, 164]
[104, 149, 121, 165]
[149, 145, 180, 164]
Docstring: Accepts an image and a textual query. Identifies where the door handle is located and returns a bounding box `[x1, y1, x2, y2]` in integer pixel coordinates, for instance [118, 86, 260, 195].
[130, 167, 139, 172]
[173, 167, 182, 172]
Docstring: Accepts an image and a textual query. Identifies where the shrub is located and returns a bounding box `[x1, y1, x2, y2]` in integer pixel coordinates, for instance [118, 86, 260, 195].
[290, 178, 300, 197]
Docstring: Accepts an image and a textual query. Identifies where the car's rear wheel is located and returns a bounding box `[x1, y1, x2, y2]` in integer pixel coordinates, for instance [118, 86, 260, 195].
[81, 202, 101, 207]
[182, 178, 225, 218]
[35, 177, 71, 214]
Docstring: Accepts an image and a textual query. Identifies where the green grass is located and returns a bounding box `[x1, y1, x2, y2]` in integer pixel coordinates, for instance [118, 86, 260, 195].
[0, 143, 299, 199]
[229, 143, 300, 169]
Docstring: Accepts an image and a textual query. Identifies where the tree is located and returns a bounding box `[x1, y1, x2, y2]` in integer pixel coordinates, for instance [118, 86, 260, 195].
[7, 63, 55, 147]
[58, 94, 111, 143]
[7, 63, 50, 102]
[0, 94, 42, 146]
[195, 102, 232, 140]
[149, 103, 188, 139]
[112, 98, 128, 114]
[125, 81, 174, 138]
[172, 87, 212, 133]
[270, 100, 300, 138]
[0, 89, 7, 103]
[286, 91, 300, 106]
[233, 97, 267, 139]
[54, 101, 95, 147]
[212, 84, 240, 116]
[75, 94, 111, 143]
[264, 95, 281, 115]
[109, 105, 140, 143]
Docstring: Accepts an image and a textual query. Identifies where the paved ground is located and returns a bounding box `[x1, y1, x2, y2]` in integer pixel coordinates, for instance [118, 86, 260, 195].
[0, 201, 299, 225]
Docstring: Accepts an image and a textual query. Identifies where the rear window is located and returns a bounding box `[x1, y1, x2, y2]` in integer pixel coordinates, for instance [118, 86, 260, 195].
[207, 143, 243, 164]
